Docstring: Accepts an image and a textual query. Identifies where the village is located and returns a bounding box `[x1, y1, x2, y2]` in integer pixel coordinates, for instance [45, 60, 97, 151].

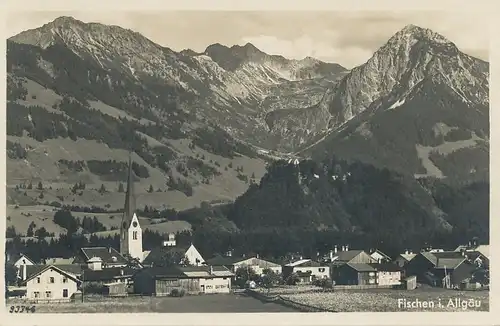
[4, 159, 490, 312]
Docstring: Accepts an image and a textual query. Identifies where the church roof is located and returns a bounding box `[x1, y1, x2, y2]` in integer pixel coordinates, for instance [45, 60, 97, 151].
[80, 247, 127, 265]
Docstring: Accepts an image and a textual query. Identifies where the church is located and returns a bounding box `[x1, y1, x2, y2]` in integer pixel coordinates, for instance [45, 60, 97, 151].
[119, 155, 143, 261]
[76, 154, 205, 267]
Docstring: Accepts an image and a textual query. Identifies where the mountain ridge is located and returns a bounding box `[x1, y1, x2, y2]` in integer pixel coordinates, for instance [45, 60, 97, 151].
[6, 17, 489, 215]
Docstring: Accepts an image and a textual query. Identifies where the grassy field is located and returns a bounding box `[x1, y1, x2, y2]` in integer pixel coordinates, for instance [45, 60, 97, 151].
[8, 294, 298, 313]
[263, 286, 489, 312]
[6, 204, 192, 239]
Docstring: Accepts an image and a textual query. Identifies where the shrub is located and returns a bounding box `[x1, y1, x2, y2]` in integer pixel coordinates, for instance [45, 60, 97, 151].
[169, 288, 186, 297]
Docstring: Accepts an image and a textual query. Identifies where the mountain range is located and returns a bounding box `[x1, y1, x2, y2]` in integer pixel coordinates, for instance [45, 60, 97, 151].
[6, 16, 489, 219]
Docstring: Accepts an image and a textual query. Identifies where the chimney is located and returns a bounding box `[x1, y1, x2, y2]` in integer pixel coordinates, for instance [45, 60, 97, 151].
[346, 244, 349, 251]
[405, 250, 409, 255]
[341, 246, 345, 252]
[209, 265, 213, 275]
[108, 247, 112, 253]
[22, 263, 27, 281]
[329, 250, 334, 260]
[256, 253, 259, 259]
[120, 269, 124, 276]
[334, 245, 338, 254]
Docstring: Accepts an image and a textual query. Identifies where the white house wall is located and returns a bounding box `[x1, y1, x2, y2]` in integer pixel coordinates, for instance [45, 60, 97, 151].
[377, 271, 401, 286]
[199, 277, 231, 294]
[185, 245, 205, 266]
[26, 268, 78, 301]
[294, 266, 330, 279]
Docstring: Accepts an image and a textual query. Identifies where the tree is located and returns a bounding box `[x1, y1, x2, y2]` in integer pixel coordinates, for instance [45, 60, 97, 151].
[27, 182, 33, 190]
[118, 183, 125, 193]
[4, 263, 18, 286]
[26, 221, 36, 237]
[148, 184, 154, 193]
[234, 266, 259, 288]
[6, 226, 17, 238]
[261, 268, 281, 294]
[313, 277, 333, 291]
[34, 227, 50, 238]
[99, 184, 106, 194]
[285, 272, 300, 285]
[37, 181, 43, 190]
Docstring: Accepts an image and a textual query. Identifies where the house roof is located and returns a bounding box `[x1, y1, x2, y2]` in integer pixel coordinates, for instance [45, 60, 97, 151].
[370, 250, 391, 260]
[399, 253, 417, 261]
[435, 258, 466, 270]
[465, 251, 489, 262]
[141, 246, 189, 266]
[347, 263, 377, 272]
[285, 259, 311, 267]
[80, 247, 128, 265]
[19, 264, 83, 280]
[137, 265, 233, 279]
[43, 257, 75, 265]
[433, 251, 464, 259]
[205, 255, 244, 266]
[369, 263, 402, 272]
[12, 253, 36, 265]
[21, 265, 81, 284]
[421, 251, 438, 265]
[334, 250, 364, 262]
[82, 267, 136, 281]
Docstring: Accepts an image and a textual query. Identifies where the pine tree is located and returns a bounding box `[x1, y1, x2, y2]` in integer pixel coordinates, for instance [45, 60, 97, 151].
[148, 184, 154, 193]
[27, 182, 33, 190]
[118, 183, 125, 193]
[37, 181, 43, 190]
[99, 184, 106, 194]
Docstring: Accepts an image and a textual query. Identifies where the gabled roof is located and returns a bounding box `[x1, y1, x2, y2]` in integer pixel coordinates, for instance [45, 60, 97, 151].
[433, 251, 464, 259]
[80, 247, 127, 265]
[205, 255, 243, 266]
[346, 263, 377, 272]
[399, 253, 417, 261]
[141, 246, 189, 266]
[334, 250, 365, 262]
[82, 267, 136, 281]
[285, 259, 311, 267]
[136, 265, 233, 279]
[370, 250, 391, 260]
[21, 265, 81, 284]
[12, 253, 36, 265]
[435, 258, 466, 270]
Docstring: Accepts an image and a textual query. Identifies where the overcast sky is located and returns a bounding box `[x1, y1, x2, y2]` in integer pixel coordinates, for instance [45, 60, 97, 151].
[6, 11, 489, 68]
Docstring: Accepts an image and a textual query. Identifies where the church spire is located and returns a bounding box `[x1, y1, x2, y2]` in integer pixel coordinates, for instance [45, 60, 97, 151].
[123, 152, 136, 221]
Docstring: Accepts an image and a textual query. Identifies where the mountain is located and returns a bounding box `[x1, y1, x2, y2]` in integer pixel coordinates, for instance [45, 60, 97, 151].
[6, 16, 346, 213]
[300, 25, 489, 182]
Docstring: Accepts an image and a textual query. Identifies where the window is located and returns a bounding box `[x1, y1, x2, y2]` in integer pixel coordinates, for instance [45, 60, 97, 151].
[34, 291, 40, 298]
[63, 277, 68, 283]
[132, 221, 138, 227]
[133, 231, 138, 240]
[62, 289, 69, 298]
[319, 268, 325, 272]
[36, 277, 41, 284]
[49, 277, 55, 283]
[45, 291, 52, 298]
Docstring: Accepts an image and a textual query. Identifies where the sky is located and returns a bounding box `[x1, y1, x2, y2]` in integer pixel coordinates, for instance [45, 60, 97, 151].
[6, 11, 489, 68]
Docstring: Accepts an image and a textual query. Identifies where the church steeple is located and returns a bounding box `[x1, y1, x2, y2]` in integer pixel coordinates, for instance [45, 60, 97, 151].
[120, 152, 143, 260]
[123, 153, 136, 222]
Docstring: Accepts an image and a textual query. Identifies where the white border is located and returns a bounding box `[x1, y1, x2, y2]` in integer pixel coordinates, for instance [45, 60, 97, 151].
[1, 0, 497, 325]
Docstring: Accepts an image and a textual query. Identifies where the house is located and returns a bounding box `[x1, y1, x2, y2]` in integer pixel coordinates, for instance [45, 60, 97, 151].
[74, 247, 128, 268]
[332, 249, 377, 264]
[283, 259, 330, 283]
[465, 251, 489, 269]
[19, 265, 81, 302]
[12, 253, 36, 269]
[205, 255, 282, 275]
[334, 263, 377, 285]
[454, 240, 489, 258]
[369, 249, 392, 263]
[394, 251, 417, 268]
[142, 242, 205, 267]
[133, 265, 233, 296]
[370, 263, 402, 286]
[405, 251, 477, 288]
